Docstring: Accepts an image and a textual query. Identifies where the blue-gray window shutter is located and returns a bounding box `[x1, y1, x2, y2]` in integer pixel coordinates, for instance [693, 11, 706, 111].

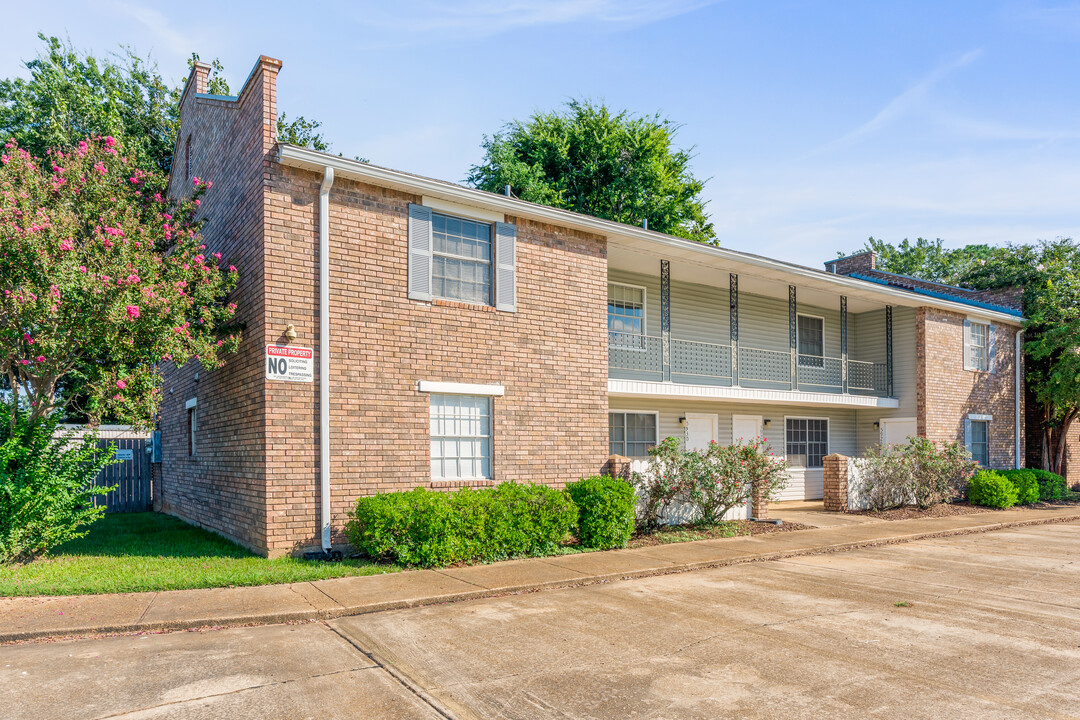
[494, 221, 517, 312]
[962, 318, 973, 370]
[988, 324, 997, 373]
[964, 417, 973, 457]
[408, 203, 433, 301]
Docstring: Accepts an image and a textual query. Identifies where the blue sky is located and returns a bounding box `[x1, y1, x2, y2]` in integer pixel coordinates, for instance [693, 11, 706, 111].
[5, 1, 1079, 266]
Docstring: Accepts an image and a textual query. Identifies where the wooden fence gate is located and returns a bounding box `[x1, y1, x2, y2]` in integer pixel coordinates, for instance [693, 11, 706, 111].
[93, 437, 152, 513]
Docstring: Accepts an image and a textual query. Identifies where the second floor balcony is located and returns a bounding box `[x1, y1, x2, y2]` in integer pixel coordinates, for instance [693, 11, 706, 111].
[609, 332, 889, 396]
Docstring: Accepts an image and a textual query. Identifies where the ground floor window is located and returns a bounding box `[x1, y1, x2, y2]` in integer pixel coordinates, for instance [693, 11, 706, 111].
[430, 394, 492, 481]
[968, 419, 989, 466]
[786, 418, 828, 468]
[609, 411, 657, 457]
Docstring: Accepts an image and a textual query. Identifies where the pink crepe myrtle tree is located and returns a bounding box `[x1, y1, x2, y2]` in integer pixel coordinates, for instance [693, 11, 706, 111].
[0, 136, 240, 429]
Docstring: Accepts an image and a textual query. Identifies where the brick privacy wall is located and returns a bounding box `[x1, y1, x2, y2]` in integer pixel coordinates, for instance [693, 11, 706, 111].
[259, 167, 610, 555]
[822, 454, 848, 511]
[157, 58, 280, 551]
[915, 307, 1022, 469]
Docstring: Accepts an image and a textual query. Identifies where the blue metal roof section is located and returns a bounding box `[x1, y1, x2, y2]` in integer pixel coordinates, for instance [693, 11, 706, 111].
[848, 273, 1025, 318]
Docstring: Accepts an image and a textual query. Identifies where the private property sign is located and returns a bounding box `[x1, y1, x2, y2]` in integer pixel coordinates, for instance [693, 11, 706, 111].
[266, 345, 314, 383]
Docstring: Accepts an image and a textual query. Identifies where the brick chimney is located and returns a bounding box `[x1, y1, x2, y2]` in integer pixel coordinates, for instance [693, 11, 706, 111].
[824, 251, 876, 276]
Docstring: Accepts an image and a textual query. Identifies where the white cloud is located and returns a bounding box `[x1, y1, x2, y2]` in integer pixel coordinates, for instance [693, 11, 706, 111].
[349, 0, 716, 41]
[810, 49, 983, 156]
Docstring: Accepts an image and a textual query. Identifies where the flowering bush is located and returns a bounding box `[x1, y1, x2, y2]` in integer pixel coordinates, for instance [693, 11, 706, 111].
[633, 436, 789, 529]
[857, 438, 976, 510]
[0, 137, 239, 428]
[684, 437, 788, 524]
[631, 436, 689, 531]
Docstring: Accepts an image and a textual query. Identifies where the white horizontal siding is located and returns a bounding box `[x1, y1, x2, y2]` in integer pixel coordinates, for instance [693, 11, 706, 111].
[854, 306, 918, 453]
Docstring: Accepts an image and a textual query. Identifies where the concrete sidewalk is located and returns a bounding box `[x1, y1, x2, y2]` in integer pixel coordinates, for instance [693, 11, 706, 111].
[3, 505, 1078, 644]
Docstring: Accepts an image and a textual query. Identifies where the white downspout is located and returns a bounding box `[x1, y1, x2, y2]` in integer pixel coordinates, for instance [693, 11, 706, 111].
[319, 166, 334, 550]
[1015, 328, 1023, 470]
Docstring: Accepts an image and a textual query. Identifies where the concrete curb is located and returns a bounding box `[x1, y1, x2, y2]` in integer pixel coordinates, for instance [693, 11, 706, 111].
[4, 511, 1079, 644]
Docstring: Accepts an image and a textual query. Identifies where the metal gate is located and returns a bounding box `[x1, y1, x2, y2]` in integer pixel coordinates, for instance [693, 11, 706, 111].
[94, 437, 152, 513]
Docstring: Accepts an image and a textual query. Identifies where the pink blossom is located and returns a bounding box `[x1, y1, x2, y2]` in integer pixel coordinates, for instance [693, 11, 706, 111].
[228, 265, 236, 273]
[23, 333, 33, 344]
[19, 359, 28, 365]
[126, 274, 141, 284]
[194, 199, 201, 207]
[35, 356, 45, 363]
[79, 266, 87, 273]
[93, 162, 106, 174]
[116, 380, 127, 390]
[104, 136, 116, 148]
[113, 394, 122, 401]
[126, 305, 141, 320]
[60, 239, 73, 252]
[192, 176, 200, 185]
[212, 252, 222, 260]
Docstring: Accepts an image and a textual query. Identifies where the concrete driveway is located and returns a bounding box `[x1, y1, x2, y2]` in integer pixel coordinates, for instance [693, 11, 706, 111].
[4, 522, 1080, 719]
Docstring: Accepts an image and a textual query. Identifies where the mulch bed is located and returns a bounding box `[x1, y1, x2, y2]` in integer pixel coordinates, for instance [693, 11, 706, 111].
[847, 499, 1080, 521]
[625, 519, 814, 548]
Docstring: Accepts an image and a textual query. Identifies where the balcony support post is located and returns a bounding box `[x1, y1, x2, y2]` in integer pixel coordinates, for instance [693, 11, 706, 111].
[789, 285, 798, 390]
[661, 259, 671, 382]
[730, 273, 739, 386]
[886, 305, 894, 397]
[840, 295, 848, 394]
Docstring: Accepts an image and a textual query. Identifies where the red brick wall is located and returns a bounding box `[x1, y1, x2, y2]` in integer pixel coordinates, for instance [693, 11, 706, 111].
[915, 307, 1022, 469]
[259, 168, 610, 555]
[158, 58, 280, 552]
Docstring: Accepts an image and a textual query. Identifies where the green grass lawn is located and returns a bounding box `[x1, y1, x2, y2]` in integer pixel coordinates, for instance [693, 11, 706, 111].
[0, 512, 397, 597]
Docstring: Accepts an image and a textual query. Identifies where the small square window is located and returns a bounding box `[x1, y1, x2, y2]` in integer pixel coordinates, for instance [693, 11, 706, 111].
[609, 412, 657, 457]
[430, 394, 492, 480]
[786, 418, 828, 468]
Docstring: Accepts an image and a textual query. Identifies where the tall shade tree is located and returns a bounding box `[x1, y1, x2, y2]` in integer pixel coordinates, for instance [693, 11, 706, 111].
[467, 100, 714, 243]
[841, 236, 1080, 475]
[0, 35, 332, 183]
[0, 137, 240, 429]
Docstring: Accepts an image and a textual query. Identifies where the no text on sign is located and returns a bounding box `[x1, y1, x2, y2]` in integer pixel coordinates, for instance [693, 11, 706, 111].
[266, 345, 314, 383]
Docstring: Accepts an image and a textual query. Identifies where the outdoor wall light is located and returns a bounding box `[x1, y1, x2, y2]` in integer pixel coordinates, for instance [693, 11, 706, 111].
[763, 419, 772, 429]
[678, 416, 686, 426]
[873, 421, 881, 430]
[285, 324, 297, 341]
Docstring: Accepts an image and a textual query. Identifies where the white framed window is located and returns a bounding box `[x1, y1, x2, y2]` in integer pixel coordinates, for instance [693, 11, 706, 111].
[432, 213, 492, 305]
[786, 417, 829, 468]
[797, 314, 825, 368]
[966, 414, 991, 466]
[609, 411, 658, 457]
[608, 283, 647, 350]
[430, 394, 492, 481]
[185, 397, 197, 458]
[964, 320, 992, 372]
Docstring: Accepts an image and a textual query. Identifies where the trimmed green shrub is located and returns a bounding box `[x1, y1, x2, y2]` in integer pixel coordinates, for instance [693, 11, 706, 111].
[967, 471, 1018, 509]
[1029, 470, 1068, 501]
[565, 475, 636, 549]
[346, 482, 577, 568]
[996, 470, 1040, 505]
[0, 409, 116, 563]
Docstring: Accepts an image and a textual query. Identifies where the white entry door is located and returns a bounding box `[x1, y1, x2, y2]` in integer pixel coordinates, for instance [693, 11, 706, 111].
[731, 414, 763, 445]
[685, 413, 719, 451]
[881, 418, 918, 446]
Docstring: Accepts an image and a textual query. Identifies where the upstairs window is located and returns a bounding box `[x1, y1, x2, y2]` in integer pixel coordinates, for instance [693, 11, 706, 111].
[786, 418, 828, 468]
[608, 284, 646, 349]
[797, 315, 824, 367]
[965, 321, 991, 372]
[432, 213, 492, 305]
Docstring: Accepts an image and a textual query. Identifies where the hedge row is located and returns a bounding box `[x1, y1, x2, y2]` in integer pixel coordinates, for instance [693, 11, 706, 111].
[346, 477, 636, 568]
[967, 469, 1067, 508]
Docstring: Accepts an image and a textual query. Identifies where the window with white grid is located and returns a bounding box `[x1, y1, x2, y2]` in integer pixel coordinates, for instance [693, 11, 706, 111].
[432, 213, 492, 305]
[608, 283, 646, 349]
[786, 418, 829, 468]
[969, 321, 990, 371]
[609, 412, 657, 457]
[430, 394, 492, 481]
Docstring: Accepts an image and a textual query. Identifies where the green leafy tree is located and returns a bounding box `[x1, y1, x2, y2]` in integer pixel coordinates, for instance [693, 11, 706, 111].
[0, 136, 240, 429]
[839, 237, 1004, 286]
[468, 100, 714, 243]
[0, 35, 332, 184]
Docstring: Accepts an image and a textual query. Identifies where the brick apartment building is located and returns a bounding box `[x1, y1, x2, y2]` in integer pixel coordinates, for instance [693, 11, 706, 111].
[159, 57, 1027, 557]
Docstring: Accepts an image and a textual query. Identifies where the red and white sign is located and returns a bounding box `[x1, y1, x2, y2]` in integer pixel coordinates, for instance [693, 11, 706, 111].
[266, 345, 314, 383]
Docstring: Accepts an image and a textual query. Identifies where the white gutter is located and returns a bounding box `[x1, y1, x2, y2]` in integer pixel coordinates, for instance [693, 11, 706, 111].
[319, 166, 334, 551]
[278, 144, 1024, 325]
[1016, 329, 1024, 469]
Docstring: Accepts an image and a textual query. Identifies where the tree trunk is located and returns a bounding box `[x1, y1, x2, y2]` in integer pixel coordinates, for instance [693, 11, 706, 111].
[1051, 411, 1077, 477]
